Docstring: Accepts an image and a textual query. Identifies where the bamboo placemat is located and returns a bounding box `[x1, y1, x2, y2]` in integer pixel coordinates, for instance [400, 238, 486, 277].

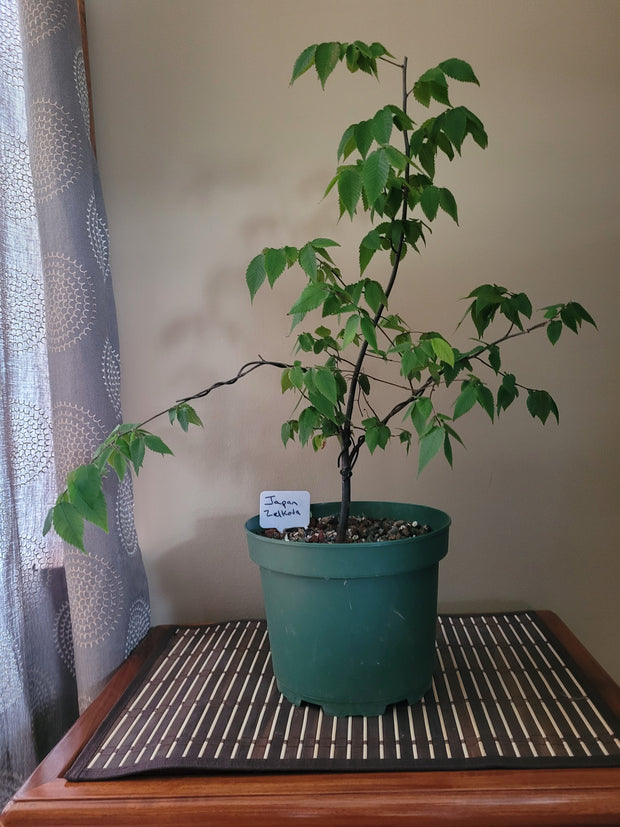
[66, 612, 619, 779]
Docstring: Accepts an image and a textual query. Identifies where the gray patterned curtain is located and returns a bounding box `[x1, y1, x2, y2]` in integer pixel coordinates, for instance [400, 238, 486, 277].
[0, 0, 150, 807]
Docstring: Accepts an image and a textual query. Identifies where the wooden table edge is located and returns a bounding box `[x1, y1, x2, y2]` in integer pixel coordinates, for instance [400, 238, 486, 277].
[2, 611, 619, 826]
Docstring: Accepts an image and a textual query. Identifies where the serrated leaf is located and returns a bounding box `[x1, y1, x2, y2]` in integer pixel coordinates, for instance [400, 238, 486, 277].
[129, 433, 146, 470]
[439, 188, 459, 224]
[547, 319, 563, 345]
[246, 254, 266, 301]
[362, 149, 389, 206]
[311, 237, 340, 249]
[363, 417, 390, 453]
[439, 58, 479, 85]
[571, 301, 597, 328]
[421, 186, 440, 221]
[360, 314, 378, 350]
[371, 107, 393, 145]
[298, 407, 318, 445]
[264, 247, 288, 286]
[364, 279, 387, 314]
[289, 282, 328, 316]
[66, 464, 106, 528]
[337, 125, 356, 161]
[342, 314, 359, 347]
[291, 44, 317, 83]
[418, 426, 444, 473]
[430, 336, 455, 366]
[108, 449, 127, 481]
[298, 243, 318, 280]
[384, 144, 409, 171]
[443, 106, 468, 151]
[289, 364, 304, 388]
[454, 383, 477, 419]
[337, 166, 363, 219]
[314, 367, 338, 404]
[527, 389, 559, 424]
[410, 397, 433, 436]
[53, 501, 85, 552]
[315, 41, 340, 88]
[413, 80, 432, 107]
[143, 434, 174, 455]
[354, 120, 374, 158]
[476, 383, 495, 421]
[488, 344, 501, 373]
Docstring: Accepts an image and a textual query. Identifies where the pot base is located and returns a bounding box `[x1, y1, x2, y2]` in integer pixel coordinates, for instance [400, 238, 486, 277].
[277, 679, 433, 718]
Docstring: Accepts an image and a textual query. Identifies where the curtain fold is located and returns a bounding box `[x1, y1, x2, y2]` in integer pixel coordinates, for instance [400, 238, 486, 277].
[1, 0, 150, 807]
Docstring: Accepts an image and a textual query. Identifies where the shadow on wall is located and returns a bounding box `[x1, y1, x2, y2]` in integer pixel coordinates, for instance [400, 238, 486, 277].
[148, 513, 266, 626]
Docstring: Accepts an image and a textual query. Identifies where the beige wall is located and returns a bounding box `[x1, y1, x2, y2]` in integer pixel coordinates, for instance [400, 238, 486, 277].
[85, 0, 619, 681]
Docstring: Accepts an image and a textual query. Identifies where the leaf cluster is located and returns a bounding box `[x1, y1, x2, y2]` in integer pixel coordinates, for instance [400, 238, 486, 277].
[44, 403, 202, 551]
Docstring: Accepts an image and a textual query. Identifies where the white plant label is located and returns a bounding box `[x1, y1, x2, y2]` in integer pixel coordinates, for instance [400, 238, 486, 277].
[259, 490, 310, 533]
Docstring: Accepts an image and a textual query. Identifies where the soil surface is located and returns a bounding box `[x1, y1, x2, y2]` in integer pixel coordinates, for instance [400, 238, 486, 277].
[262, 514, 432, 544]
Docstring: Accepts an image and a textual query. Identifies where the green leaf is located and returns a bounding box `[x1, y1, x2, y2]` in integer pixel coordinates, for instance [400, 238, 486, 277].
[108, 449, 127, 481]
[311, 237, 340, 249]
[298, 243, 318, 280]
[246, 254, 266, 301]
[264, 247, 288, 286]
[571, 301, 597, 328]
[337, 125, 356, 161]
[315, 41, 340, 88]
[364, 279, 387, 314]
[67, 464, 108, 533]
[362, 149, 389, 206]
[298, 406, 319, 445]
[418, 426, 444, 473]
[439, 58, 479, 84]
[415, 66, 450, 106]
[281, 420, 294, 446]
[410, 397, 433, 436]
[527, 389, 559, 424]
[289, 363, 304, 388]
[454, 382, 477, 419]
[360, 314, 378, 350]
[354, 120, 375, 158]
[439, 188, 459, 224]
[363, 417, 390, 453]
[443, 106, 468, 151]
[342, 314, 359, 347]
[547, 319, 563, 345]
[52, 500, 85, 552]
[476, 383, 495, 421]
[488, 344, 501, 373]
[497, 373, 519, 413]
[384, 144, 409, 171]
[143, 434, 174, 455]
[289, 282, 328, 316]
[129, 433, 146, 471]
[337, 167, 363, 219]
[43, 505, 54, 537]
[371, 107, 393, 145]
[358, 373, 371, 395]
[291, 44, 317, 84]
[314, 366, 338, 404]
[420, 186, 440, 221]
[430, 336, 455, 366]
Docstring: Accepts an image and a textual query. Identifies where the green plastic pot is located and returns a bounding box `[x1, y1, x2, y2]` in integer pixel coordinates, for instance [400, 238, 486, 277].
[245, 501, 450, 717]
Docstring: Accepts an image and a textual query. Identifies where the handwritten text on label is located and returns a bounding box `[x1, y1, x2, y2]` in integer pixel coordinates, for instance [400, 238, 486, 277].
[259, 490, 310, 533]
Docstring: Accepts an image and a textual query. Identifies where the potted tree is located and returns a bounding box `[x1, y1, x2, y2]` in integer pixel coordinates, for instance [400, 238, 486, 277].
[45, 41, 595, 716]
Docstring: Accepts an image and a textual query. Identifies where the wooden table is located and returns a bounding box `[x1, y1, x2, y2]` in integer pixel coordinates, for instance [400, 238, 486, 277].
[2, 611, 619, 826]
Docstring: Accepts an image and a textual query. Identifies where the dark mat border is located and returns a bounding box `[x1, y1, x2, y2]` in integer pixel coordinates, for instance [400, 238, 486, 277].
[66, 612, 619, 780]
